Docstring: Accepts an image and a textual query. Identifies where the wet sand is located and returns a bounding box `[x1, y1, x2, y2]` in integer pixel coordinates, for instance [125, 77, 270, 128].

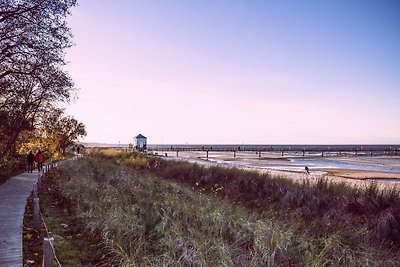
[324, 169, 400, 180]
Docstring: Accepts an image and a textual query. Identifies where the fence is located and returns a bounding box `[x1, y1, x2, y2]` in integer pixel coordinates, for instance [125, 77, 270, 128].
[32, 161, 62, 267]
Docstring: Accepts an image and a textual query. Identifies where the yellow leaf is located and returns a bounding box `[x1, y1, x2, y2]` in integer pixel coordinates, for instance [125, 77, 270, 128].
[24, 233, 33, 240]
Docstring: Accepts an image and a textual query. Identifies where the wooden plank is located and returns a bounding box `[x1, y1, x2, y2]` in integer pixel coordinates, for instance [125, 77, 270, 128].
[0, 171, 39, 267]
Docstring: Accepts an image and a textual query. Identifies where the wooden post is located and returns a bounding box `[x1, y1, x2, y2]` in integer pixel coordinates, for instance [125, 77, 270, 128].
[206, 150, 209, 159]
[37, 173, 42, 190]
[33, 198, 40, 230]
[33, 183, 38, 199]
[176, 150, 179, 157]
[165, 153, 168, 157]
[258, 151, 261, 158]
[281, 150, 283, 156]
[43, 237, 54, 267]
[302, 150, 305, 157]
[233, 150, 236, 157]
[321, 151, 324, 157]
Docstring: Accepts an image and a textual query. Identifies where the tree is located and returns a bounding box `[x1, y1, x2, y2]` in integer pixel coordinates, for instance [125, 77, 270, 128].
[0, 0, 77, 80]
[17, 111, 86, 158]
[0, 0, 77, 157]
[43, 114, 87, 156]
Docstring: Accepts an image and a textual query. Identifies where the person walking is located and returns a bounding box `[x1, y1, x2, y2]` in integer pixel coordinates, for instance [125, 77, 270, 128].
[35, 150, 45, 172]
[27, 151, 35, 173]
[305, 166, 310, 174]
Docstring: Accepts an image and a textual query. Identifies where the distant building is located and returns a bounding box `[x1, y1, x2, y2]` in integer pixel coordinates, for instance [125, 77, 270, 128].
[134, 134, 147, 151]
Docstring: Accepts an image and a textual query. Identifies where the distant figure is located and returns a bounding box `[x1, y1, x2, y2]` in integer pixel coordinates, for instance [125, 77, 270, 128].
[77, 146, 81, 155]
[35, 150, 45, 172]
[305, 166, 310, 174]
[27, 151, 35, 173]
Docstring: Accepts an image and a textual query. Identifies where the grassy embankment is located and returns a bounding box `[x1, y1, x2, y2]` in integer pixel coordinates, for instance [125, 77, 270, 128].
[23, 168, 101, 266]
[26, 149, 400, 266]
[0, 156, 27, 185]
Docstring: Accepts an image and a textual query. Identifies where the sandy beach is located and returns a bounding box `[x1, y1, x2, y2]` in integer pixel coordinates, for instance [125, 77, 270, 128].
[152, 150, 400, 189]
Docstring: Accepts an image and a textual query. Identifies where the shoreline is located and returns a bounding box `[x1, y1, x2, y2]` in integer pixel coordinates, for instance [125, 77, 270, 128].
[151, 150, 400, 189]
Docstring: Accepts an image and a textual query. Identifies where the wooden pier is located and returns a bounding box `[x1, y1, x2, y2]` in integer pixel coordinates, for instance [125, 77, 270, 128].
[148, 145, 400, 158]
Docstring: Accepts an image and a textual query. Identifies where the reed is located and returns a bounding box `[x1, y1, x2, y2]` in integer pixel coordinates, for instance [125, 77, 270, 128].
[105, 150, 400, 247]
[48, 150, 400, 266]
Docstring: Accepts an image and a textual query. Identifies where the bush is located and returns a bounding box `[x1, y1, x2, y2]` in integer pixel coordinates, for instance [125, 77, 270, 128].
[0, 156, 27, 185]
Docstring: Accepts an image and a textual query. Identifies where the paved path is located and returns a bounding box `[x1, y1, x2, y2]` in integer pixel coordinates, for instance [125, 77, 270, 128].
[0, 171, 39, 267]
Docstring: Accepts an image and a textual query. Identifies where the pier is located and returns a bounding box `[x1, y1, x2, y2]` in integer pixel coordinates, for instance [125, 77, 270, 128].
[148, 145, 400, 158]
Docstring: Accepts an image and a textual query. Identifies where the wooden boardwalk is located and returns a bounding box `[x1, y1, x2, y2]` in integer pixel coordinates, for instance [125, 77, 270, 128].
[148, 144, 400, 157]
[0, 171, 39, 267]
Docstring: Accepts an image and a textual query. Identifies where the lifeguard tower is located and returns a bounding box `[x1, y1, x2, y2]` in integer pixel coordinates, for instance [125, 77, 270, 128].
[134, 134, 147, 151]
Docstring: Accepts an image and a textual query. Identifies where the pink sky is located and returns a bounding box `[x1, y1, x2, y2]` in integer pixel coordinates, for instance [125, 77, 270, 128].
[64, 1, 400, 144]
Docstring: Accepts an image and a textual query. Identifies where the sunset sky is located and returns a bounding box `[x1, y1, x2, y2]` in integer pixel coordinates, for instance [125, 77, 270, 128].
[65, 1, 400, 145]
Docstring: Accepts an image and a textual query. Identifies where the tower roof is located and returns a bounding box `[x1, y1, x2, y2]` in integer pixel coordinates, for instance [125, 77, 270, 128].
[135, 134, 147, 139]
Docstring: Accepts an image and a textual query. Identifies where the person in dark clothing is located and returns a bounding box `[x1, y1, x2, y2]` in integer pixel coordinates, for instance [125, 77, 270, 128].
[27, 151, 35, 173]
[305, 166, 310, 174]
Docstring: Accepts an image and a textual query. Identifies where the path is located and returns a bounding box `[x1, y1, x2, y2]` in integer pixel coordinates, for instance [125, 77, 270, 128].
[0, 171, 39, 267]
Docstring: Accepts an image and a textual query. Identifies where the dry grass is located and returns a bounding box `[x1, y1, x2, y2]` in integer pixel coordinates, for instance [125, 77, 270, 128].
[99, 150, 400, 248]
[47, 150, 400, 266]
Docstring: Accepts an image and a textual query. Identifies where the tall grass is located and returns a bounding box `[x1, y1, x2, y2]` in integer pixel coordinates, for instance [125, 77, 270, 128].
[97, 150, 400, 248]
[51, 151, 400, 266]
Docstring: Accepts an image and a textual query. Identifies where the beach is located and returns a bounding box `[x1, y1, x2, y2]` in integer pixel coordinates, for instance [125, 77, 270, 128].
[151, 150, 400, 189]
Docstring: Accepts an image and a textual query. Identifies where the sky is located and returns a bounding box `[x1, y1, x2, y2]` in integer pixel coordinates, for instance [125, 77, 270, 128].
[64, 0, 400, 145]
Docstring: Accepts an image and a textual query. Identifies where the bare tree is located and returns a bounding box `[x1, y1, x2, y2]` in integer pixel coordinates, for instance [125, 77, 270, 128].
[0, 0, 77, 157]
